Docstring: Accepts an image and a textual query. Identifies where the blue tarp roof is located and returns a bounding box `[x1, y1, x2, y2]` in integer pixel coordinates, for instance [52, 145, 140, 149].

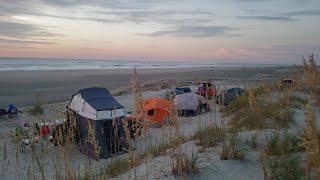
[227, 87, 244, 96]
[77, 87, 124, 111]
[175, 87, 192, 93]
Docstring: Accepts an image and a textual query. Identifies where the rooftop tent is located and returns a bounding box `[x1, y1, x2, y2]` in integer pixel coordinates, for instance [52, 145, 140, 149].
[144, 98, 172, 125]
[68, 87, 127, 159]
[69, 87, 124, 120]
[174, 93, 202, 116]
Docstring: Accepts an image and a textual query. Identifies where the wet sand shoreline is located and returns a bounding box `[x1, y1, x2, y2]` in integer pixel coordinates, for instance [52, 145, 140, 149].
[0, 66, 293, 106]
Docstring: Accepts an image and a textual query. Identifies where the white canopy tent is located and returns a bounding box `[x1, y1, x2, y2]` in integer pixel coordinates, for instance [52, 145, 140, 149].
[69, 88, 125, 120]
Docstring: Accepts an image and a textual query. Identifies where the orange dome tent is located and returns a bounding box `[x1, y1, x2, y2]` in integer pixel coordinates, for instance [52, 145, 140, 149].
[144, 98, 172, 124]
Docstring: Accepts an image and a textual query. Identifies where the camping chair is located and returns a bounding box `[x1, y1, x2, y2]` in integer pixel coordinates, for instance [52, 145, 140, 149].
[8, 104, 18, 118]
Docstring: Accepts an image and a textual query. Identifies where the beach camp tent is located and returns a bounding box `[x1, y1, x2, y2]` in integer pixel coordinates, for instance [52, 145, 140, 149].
[144, 98, 172, 125]
[69, 87, 127, 159]
[216, 87, 245, 106]
[174, 93, 204, 116]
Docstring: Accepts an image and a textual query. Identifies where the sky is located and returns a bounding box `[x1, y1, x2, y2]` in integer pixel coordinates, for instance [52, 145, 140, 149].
[0, 0, 319, 64]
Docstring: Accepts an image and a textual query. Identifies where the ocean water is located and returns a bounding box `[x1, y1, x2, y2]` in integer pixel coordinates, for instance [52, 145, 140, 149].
[0, 58, 277, 71]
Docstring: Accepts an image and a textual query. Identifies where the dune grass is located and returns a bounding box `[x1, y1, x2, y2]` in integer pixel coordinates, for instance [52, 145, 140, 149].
[102, 158, 130, 178]
[220, 133, 248, 160]
[264, 131, 302, 156]
[267, 154, 304, 180]
[172, 152, 200, 176]
[193, 124, 225, 148]
[29, 93, 45, 115]
[224, 86, 305, 132]
[246, 133, 258, 149]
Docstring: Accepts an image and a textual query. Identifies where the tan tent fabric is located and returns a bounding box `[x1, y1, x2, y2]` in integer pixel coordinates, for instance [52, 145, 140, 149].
[174, 93, 201, 110]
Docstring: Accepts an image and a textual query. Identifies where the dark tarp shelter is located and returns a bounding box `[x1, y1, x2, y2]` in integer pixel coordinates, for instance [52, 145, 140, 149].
[216, 87, 245, 106]
[69, 87, 127, 159]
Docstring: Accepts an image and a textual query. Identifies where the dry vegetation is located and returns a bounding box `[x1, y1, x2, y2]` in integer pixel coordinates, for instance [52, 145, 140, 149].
[1, 55, 320, 179]
[29, 93, 45, 115]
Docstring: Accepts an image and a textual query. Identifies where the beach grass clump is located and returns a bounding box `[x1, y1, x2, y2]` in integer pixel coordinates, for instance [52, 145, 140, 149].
[103, 157, 130, 178]
[147, 137, 187, 157]
[264, 132, 282, 156]
[246, 133, 259, 149]
[267, 154, 304, 180]
[264, 131, 302, 156]
[29, 93, 45, 115]
[289, 96, 308, 109]
[300, 104, 320, 177]
[229, 134, 249, 160]
[193, 124, 225, 148]
[29, 105, 44, 115]
[225, 87, 303, 132]
[220, 143, 230, 160]
[172, 152, 200, 176]
[100, 136, 189, 178]
[303, 55, 319, 90]
[220, 134, 248, 160]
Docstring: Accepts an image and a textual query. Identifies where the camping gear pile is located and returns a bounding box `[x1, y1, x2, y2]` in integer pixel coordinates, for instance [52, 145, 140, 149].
[16, 120, 63, 153]
[0, 104, 19, 118]
[196, 82, 217, 99]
